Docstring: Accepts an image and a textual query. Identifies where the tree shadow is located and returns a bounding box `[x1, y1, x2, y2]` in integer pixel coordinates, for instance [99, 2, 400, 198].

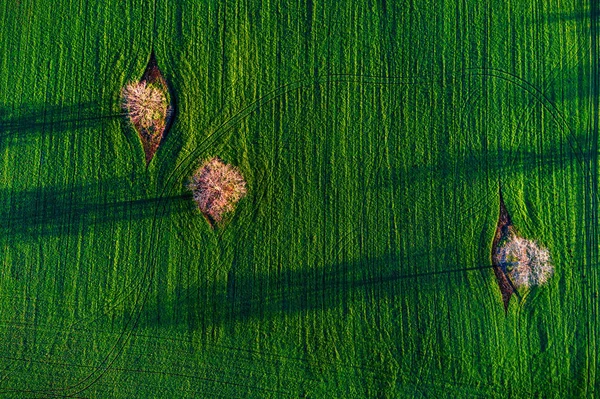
[137, 247, 497, 332]
[544, 8, 597, 24]
[0, 102, 122, 146]
[372, 135, 592, 191]
[540, 62, 594, 105]
[0, 180, 193, 239]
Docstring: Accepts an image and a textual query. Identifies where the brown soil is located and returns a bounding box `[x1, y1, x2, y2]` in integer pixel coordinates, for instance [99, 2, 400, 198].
[135, 52, 174, 165]
[202, 212, 217, 229]
[491, 189, 515, 311]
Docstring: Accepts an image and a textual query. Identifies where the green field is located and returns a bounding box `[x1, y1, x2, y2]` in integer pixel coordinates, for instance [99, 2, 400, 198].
[0, 0, 598, 397]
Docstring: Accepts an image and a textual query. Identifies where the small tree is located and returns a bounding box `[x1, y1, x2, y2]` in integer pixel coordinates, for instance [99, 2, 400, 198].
[188, 157, 247, 223]
[121, 81, 168, 135]
[495, 234, 553, 288]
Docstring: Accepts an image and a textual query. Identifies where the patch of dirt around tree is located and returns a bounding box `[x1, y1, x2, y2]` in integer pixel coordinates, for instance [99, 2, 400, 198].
[492, 189, 516, 311]
[136, 52, 174, 165]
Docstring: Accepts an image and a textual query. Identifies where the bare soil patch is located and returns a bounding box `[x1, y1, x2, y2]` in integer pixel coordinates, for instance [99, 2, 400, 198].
[491, 189, 516, 311]
[132, 52, 174, 165]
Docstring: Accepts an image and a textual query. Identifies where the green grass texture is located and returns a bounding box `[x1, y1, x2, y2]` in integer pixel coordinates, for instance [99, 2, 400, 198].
[0, 0, 597, 397]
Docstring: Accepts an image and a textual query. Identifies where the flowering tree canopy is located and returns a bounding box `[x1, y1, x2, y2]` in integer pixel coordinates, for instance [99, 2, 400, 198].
[494, 234, 553, 288]
[188, 157, 247, 223]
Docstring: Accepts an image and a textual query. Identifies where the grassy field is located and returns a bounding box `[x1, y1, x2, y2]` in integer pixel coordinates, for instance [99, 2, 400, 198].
[0, 0, 597, 397]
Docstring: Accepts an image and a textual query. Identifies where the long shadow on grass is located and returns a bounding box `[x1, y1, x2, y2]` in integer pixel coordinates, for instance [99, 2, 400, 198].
[545, 8, 598, 24]
[373, 136, 593, 190]
[0, 102, 122, 146]
[138, 248, 496, 332]
[0, 182, 192, 238]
